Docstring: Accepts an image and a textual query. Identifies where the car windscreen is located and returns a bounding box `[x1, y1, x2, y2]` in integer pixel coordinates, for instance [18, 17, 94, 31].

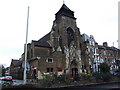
[5, 76, 12, 78]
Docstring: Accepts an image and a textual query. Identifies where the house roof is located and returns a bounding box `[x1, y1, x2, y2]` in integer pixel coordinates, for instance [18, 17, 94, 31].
[14, 60, 23, 67]
[32, 32, 52, 48]
[11, 59, 19, 66]
[81, 34, 98, 44]
[98, 45, 118, 51]
[55, 4, 75, 19]
[28, 57, 39, 62]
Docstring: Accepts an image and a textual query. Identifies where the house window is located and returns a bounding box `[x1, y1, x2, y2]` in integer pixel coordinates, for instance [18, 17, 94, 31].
[81, 64, 86, 69]
[47, 58, 53, 63]
[104, 51, 106, 55]
[47, 68, 53, 72]
[92, 42, 95, 46]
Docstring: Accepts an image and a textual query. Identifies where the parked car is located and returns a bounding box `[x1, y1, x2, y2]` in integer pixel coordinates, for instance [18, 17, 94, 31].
[0, 76, 6, 80]
[0, 76, 12, 81]
[5, 76, 13, 81]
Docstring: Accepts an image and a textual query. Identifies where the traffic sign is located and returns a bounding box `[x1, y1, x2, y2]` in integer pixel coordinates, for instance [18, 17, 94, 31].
[22, 61, 30, 69]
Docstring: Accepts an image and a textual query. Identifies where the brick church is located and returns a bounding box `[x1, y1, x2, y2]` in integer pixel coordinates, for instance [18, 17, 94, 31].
[25, 4, 84, 79]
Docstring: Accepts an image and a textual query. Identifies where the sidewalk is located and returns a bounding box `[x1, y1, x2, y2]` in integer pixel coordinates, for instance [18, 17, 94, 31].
[12, 79, 38, 85]
[12, 80, 24, 85]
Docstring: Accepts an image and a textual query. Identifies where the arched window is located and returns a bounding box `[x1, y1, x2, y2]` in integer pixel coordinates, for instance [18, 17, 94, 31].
[59, 36, 64, 53]
[59, 36, 62, 48]
[67, 27, 74, 47]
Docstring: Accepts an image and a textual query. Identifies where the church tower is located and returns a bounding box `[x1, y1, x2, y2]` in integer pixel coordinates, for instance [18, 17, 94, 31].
[50, 4, 83, 76]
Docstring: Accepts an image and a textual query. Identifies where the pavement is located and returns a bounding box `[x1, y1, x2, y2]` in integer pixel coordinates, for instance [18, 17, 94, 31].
[12, 79, 38, 85]
[0, 79, 37, 86]
[12, 80, 24, 85]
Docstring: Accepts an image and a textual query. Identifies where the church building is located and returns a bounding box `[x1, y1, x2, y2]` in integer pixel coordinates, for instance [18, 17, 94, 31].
[25, 4, 84, 79]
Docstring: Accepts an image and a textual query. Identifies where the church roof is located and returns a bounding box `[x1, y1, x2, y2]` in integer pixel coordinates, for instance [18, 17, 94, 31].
[61, 4, 71, 11]
[33, 32, 52, 48]
[38, 32, 50, 42]
[55, 4, 75, 19]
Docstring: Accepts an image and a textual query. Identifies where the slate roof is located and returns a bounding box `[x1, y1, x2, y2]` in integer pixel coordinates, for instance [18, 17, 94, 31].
[14, 60, 23, 67]
[28, 57, 39, 62]
[61, 4, 71, 11]
[98, 45, 118, 51]
[81, 34, 98, 44]
[98, 45, 106, 49]
[11, 59, 19, 66]
[33, 32, 52, 48]
[55, 4, 75, 19]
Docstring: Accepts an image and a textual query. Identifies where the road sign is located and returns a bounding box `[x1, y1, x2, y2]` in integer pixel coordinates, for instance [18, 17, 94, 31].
[22, 61, 30, 69]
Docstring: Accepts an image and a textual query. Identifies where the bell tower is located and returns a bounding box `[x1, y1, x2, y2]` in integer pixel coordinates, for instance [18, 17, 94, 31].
[50, 4, 83, 74]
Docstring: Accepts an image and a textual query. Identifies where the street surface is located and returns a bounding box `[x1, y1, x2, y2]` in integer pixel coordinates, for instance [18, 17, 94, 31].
[0, 80, 120, 90]
[65, 82, 120, 90]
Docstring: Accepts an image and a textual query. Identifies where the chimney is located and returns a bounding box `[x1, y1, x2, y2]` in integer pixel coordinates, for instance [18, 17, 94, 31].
[103, 42, 108, 47]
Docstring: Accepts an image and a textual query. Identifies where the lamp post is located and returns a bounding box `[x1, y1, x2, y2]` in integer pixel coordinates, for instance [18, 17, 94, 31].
[24, 6, 30, 84]
[117, 40, 120, 49]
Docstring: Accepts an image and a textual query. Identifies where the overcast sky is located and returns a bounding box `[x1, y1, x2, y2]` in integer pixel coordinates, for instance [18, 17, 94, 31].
[0, 0, 119, 67]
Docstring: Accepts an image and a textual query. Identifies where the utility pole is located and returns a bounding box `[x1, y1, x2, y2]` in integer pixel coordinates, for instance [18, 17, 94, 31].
[118, 2, 120, 49]
[24, 6, 30, 84]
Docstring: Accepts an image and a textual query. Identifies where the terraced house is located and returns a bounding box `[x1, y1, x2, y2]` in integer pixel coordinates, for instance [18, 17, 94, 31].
[10, 4, 120, 80]
[98, 42, 120, 72]
[81, 34, 99, 73]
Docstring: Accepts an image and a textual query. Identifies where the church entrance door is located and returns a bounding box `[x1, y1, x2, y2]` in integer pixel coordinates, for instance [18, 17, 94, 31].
[70, 60, 78, 79]
[71, 68, 78, 77]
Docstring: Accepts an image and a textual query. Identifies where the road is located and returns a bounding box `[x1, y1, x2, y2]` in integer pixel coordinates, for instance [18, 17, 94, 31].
[1, 80, 120, 90]
[64, 82, 120, 90]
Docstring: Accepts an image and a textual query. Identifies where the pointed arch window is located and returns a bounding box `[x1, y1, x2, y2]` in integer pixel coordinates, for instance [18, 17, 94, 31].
[59, 36, 62, 48]
[67, 27, 74, 47]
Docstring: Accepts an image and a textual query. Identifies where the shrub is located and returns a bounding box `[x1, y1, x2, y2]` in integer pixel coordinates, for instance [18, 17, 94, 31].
[78, 73, 91, 80]
[57, 74, 73, 85]
[39, 74, 54, 87]
[92, 72, 102, 81]
[92, 72, 112, 82]
[101, 72, 112, 81]
[100, 63, 110, 73]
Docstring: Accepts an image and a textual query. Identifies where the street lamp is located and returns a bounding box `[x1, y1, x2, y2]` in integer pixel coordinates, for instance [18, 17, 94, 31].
[23, 6, 30, 84]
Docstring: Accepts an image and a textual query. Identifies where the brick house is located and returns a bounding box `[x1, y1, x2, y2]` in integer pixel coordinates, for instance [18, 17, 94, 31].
[9, 59, 20, 79]
[97, 42, 120, 72]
